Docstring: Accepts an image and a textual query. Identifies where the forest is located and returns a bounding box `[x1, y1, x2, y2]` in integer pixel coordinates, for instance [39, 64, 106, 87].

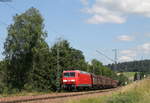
[0, 7, 121, 94]
[108, 60, 150, 73]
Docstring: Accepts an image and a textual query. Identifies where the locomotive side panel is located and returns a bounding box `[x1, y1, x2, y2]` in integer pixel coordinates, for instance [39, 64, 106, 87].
[77, 71, 92, 87]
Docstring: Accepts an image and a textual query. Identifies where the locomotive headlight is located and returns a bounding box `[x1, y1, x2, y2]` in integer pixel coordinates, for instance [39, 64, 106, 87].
[63, 80, 67, 82]
[71, 79, 75, 82]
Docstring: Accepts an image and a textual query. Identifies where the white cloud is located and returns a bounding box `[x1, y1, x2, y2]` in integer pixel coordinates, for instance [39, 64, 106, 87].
[119, 56, 133, 62]
[144, 33, 150, 37]
[86, 14, 125, 24]
[81, 0, 88, 6]
[117, 35, 134, 42]
[138, 43, 150, 54]
[82, 0, 150, 24]
[119, 42, 150, 62]
[120, 50, 136, 57]
[119, 50, 136, 62]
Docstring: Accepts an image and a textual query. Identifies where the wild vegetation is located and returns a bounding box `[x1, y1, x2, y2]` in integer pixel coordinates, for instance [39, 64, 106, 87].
[67, 78, 150, 103]
[108, 60, 150, 82]
[0, 7, 122, 95]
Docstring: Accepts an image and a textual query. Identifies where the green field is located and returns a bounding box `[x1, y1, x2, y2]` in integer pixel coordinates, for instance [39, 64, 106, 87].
[122, 72, 136, 81]
[122, 72, 136, 78]
[67, 78, 150, 103]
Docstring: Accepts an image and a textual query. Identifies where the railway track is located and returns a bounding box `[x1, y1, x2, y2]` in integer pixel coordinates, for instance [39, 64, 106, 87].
[0, 88, 119, 103]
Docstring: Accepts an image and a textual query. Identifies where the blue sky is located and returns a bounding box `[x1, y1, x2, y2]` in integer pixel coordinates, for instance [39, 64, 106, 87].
[0, 0, 150, 64]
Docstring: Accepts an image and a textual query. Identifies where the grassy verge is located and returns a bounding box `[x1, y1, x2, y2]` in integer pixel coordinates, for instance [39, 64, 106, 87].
[68, 78, 150, 103]
[0, 91, 52, 98]
[122, 72, 136, 82]
[123, 72, 135, 78]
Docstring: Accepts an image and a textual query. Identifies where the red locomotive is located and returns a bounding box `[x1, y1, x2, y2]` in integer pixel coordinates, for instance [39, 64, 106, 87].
[62, 70, 118, 90]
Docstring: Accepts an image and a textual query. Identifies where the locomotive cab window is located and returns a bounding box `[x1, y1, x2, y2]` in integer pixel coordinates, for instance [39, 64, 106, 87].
[70, 72, 75, 77]
[64, 73, 69, 77]
[64, 72, 75, 77]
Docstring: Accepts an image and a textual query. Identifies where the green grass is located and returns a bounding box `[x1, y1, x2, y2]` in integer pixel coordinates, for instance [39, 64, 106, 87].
[122, 72, 136, 82]
[122, 72, 136, 81]
[122, 72, 136, 78]
[67, 78, 150, 103]
[0, 91, 52, 97]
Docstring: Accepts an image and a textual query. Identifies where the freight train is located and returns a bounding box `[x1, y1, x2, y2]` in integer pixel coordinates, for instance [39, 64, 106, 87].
[62, 70, 118, 90]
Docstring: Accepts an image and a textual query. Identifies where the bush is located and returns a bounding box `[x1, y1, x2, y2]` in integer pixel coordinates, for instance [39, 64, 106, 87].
[117, 74, 128, 86]
[0, 83, 5, 94]
[2, 87, 9, 95]
[24, 83, 33, 92]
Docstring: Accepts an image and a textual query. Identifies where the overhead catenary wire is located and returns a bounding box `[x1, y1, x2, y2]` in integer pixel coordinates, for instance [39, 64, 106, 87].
[96, 49, 118, 71]
[96, 50, 115, 63]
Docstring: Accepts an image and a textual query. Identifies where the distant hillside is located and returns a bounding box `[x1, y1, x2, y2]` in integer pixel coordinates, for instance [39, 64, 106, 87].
[107, 60, 150, 72]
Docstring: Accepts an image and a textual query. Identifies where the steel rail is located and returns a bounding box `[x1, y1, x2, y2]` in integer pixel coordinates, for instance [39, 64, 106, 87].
[0, 88, 118, 103]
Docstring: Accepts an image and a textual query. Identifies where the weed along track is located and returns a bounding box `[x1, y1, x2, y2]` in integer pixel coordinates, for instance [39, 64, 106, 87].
[0, 88, 118, 103]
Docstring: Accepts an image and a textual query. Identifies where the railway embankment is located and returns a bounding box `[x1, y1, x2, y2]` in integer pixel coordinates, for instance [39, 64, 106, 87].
[0, 88, 117, 103]
[68, 78, 150, 103]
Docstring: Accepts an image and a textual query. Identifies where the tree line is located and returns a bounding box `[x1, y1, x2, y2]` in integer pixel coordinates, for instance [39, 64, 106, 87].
[108, 60, 150, 73]
[0, 7, 122, 94]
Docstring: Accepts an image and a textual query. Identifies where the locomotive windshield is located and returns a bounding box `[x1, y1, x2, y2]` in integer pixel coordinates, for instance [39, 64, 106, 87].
[64, 72, 75, 77]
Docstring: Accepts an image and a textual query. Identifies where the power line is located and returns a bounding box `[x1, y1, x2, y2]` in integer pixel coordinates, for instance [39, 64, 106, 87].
[112, 49, 118, 71]
[112, 49, 118, 63]
[96, 49, 118, 71]
[96, 50, 115, 62]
